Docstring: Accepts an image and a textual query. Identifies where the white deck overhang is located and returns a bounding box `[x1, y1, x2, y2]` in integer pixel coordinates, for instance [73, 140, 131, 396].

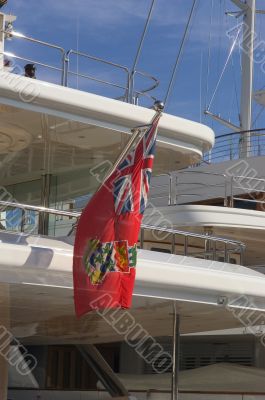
[148, 204, 265, 230]
[0, 73, 214, 179]
[144, 205, 265, 268]
[0, 231, 264, 344]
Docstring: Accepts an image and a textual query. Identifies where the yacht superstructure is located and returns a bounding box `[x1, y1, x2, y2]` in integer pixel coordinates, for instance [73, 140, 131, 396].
[0, 2, 264, 400]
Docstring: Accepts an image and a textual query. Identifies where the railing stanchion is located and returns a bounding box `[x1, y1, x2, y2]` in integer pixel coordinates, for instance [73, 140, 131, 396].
[140, 228, 144, 249]
[126, 72, 131, 103]
[38, 174, 51, 236]
[174, 173, 177, 205]
[213, 240, 217, 261]
[20, 209, 25, 233]
[60, 50, 66, 86]
[240, 245, 245, 266]
[171, 233, 175, 254]
[224, 243, 228, 263]
[64, 51, 70, 87]
[169, 173, 173, 206]
[224, 174, 228, 207]
[230, 177, 234, 208]
[184, 236, 188, 256]
[130, 71, 135, 104]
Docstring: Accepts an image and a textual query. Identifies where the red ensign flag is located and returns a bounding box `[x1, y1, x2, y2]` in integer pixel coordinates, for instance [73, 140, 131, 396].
[73, 110, 162, 317]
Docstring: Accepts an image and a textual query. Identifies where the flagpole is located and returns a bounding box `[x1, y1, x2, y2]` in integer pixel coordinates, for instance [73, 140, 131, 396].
[99, 100, 164, 190]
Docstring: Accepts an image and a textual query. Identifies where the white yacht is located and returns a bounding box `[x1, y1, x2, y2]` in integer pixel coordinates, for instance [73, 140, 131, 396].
[0, 2, 264, 400]
[142, 0, 265, 396]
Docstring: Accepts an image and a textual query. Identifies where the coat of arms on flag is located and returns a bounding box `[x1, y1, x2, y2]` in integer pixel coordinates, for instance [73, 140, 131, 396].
[83, 239, 137, 285]
[73, 101, 163, 317]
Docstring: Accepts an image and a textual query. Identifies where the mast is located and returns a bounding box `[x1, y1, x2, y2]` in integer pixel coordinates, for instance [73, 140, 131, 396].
[239, 0, 256, 157]
[206, 1, 256, 158]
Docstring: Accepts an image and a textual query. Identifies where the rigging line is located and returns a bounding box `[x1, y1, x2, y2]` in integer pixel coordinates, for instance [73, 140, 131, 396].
[76, 1, 80, 89]
[131, 0, 155, 73]
[252, 105, 265, 128]
[207, 24, 241, 111]
[164, 0, 198, 109]
[205, 0, 214, 110]
[225, 0, 240, 122]
[231, 53, 240, 118]
[200, 51, 203, 123]
[239, 24, 242, 72]
[216, 0, 223, 93]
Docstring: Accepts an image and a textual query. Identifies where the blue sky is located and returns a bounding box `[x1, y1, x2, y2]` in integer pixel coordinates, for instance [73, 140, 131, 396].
[3, 0, 265, 137]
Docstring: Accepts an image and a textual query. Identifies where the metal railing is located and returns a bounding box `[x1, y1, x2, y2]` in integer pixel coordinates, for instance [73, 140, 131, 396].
[3, 29, 66, 84]
[203, 129, 265, 164]
[0, 200, 245, 265]
[175, 170, 229, 206]
[141, 223, 245, 265]
[149, 170, 265, 210]
[149, 171, 230, 207]
[148, 173, 174, 205]
[129, 69, 159, 104]
[1, 29, 159, 105]
[230, 175, 265, 209]
[0, 199, 79, 234]
[64, 49, 131, 101]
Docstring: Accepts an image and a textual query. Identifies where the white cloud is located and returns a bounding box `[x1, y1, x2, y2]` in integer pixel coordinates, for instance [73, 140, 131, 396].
[8, 0, 196, 30]
[6, 0, 232, 52]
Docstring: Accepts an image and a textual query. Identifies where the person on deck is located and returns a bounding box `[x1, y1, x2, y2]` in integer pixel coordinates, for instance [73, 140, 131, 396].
[24, 63, 36, 79]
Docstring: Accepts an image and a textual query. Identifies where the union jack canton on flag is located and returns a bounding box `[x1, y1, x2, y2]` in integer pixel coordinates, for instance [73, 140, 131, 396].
[113, 121, 157, 216]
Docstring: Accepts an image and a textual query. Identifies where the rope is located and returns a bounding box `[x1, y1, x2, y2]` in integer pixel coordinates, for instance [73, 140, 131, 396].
[252, 106, 265, 127]
[131, 0, 156, 74]
[199, 51, 203, 123]
[76, 3, 80, 89]
[205, 0, 214, 110]
[231, 53, 240, 119]
[225, 0, 240, 123]
[216, 0, 224, 97]
[129, 0, 156, 102]
[164, 0, 198, 109]
[207, 23, 242, 111]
